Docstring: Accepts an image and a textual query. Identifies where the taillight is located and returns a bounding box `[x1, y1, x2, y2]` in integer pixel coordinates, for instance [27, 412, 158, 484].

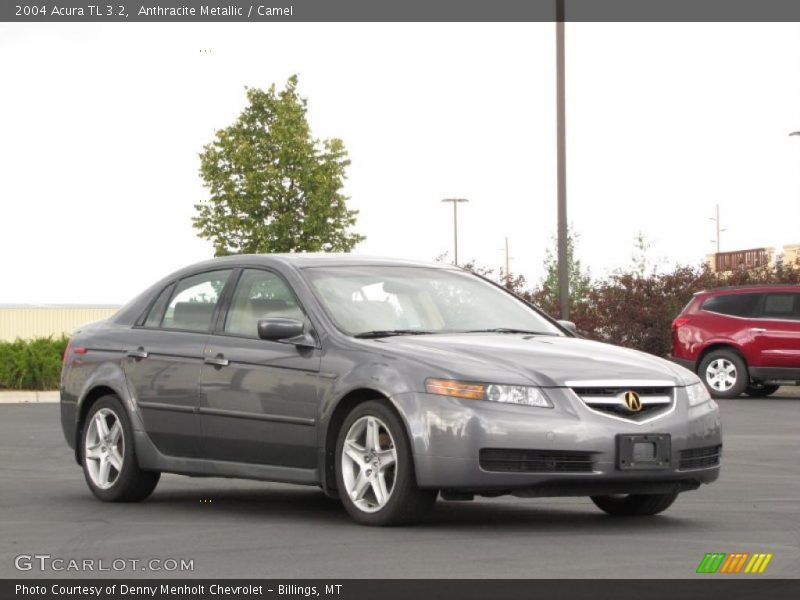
[672, 317, 690, 330]
[63, 340, 87, 365]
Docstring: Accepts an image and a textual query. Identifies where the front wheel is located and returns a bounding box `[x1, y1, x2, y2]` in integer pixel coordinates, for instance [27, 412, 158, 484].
[698, 349, 748, 399]
[335, 400, 436, 526]
[81, 395, 160, 502]
[591, 492, 679, 516]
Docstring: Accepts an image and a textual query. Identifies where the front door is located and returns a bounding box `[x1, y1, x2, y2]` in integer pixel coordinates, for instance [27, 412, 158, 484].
[751, 291, 800, 368]
[124, 269, 233, 458]
[198, 268, 321, 467]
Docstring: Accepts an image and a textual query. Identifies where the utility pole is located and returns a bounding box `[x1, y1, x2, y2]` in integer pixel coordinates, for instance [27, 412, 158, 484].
[556, 0, 569, 319]
[710, 204, 726, 254]
[442, 198, 468, 266]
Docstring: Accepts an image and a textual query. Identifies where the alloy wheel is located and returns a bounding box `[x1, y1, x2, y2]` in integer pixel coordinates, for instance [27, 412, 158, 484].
[340, 416, 398, 513]
[705, 358, 737, 392]
[84, 408, 124, 490]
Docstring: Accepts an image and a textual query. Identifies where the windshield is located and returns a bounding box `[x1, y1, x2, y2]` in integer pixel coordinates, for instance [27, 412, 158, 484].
[303, 266, 563, 337]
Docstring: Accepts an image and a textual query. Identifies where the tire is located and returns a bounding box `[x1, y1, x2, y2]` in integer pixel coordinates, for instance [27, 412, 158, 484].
[745, 383, 780, 397]
[81, 395, 160, 502]
[335, 400, 436, 526]
[591, 492, 679, 516]
[698, 349, 748, 399]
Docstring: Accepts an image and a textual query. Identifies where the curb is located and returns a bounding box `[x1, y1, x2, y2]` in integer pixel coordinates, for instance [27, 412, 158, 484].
[0, 391, 59, 404]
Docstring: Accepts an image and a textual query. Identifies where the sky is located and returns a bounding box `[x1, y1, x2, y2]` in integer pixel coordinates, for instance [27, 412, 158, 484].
[2, 22, 800, 304]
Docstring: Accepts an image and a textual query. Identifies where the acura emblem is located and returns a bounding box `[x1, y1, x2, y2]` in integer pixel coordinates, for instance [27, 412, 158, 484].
[624, 391, 642, 412]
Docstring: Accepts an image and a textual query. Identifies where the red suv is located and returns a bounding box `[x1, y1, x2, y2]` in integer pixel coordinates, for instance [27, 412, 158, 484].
[671, 285, 800, 398]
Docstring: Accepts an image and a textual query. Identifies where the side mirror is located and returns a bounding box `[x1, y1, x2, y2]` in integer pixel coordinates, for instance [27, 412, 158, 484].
[557, 319, 577, 335]
[257, 318, 305, 343]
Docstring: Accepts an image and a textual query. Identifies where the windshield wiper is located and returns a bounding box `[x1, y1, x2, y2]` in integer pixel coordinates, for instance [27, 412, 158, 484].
[353, 329, 435, 339]
[464, 328, 557, 335]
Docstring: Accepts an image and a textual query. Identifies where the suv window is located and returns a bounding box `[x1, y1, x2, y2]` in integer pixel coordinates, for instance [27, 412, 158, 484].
[759, 292, 800, 320]
[162, 270, 232, 332]
[701, 292, 761, 317]
[224, 269, 304, 337]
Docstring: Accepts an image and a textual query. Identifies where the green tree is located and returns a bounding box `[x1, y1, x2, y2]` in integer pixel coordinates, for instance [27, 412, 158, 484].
[538, 225, 592, 313]
[193, 75, 364, 256]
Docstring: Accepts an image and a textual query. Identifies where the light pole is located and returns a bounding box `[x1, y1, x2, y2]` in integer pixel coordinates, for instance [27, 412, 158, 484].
[709, 203, 726, 254]
[442, 198, 468, 265]
[556, 0, 569, 320]
[790, 132, 800, 235]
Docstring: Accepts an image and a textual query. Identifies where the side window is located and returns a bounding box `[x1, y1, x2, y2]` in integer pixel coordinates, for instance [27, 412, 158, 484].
[760, 293, 800, 320]
[162, 270, 232, 332]
[143, 283, 174, 328]
[224, 269, 304, 337]
[701, 293, 761, 317]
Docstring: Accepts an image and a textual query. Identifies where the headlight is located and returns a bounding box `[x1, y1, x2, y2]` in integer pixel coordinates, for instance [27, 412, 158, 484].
[425, 378, 553, 408]
[686, 382, 713, 407]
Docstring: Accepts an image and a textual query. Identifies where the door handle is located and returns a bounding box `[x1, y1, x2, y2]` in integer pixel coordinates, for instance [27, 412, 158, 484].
[126, 348, 149, 359]
[204, 355, 229, 367]
[751, 328, 767, 333]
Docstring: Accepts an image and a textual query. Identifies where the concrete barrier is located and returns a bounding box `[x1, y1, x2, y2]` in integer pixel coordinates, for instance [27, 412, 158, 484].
[0, 391, 59, 403]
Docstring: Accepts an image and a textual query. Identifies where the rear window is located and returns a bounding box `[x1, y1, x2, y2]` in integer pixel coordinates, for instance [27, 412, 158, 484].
[759, 292, 800, 320]
[701, 293, 761, 317]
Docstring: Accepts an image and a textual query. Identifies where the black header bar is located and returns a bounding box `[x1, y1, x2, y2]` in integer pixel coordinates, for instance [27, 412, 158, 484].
[3, 579, 800, 600]
[5, 0, 800, 23]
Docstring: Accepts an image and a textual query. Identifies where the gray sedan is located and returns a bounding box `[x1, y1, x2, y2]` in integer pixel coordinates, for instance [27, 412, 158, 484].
[60, 255, 721, 525]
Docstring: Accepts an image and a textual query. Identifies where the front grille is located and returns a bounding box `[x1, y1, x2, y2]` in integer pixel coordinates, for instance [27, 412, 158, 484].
[572, 386, 674, 422]
[479, 448, 595, 473]
[679, 445, 722, 470]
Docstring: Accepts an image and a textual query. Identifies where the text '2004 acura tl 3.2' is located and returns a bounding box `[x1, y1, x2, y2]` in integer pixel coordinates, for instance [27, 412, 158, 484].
[61, 255, 721, 525]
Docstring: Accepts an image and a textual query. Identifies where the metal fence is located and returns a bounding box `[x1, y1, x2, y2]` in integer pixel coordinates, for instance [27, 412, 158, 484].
[713, 248, 772, 272]
[0, 306, 120, 342]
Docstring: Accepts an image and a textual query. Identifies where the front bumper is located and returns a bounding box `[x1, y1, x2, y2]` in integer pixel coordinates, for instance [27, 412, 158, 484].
[391, 387, 721, 495]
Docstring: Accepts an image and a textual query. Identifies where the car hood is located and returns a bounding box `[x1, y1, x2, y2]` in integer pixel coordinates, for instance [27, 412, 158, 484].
[370, 333, 696, 387]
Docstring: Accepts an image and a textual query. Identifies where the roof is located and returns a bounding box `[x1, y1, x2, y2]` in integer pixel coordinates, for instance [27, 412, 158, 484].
[179, 253, 453, 271]
[694, 284, 800, 295]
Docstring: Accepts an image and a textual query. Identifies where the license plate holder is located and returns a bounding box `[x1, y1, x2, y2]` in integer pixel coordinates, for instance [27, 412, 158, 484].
[617, 434, 671, 470]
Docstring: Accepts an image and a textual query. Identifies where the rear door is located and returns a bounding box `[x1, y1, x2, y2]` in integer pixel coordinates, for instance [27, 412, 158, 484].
[751, 291, 800, 368]
[198, 268, 321, 467]
[123, 269, 233, 458]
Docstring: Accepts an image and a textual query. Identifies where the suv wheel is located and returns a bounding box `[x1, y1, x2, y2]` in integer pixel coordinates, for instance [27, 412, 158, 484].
[745, 383, 780, 397]
[591, 492, 678, 516]
[335, 400, 436, 526]
[81, 395, 160, 502]
[698, 349, 748, 399]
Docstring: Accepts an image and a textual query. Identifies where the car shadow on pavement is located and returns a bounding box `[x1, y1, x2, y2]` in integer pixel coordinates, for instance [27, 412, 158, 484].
[136, 486, 697, 532]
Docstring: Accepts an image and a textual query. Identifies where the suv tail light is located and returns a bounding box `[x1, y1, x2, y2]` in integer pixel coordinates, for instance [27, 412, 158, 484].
[672, 317, 690, 330]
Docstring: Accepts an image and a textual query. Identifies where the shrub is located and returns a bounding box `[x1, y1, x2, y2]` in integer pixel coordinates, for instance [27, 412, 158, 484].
[0, 336, 69, 391]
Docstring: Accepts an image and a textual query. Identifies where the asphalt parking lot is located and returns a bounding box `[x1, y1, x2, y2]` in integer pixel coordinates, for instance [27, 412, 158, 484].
[1, 393, 798, 579]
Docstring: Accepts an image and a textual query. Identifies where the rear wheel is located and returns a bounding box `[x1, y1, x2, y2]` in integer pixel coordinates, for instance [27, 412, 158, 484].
[698, 349, 748, 399]
[81, 395, 160, 502]
[335, 400, 436, 526]
[591, 492, 678, 516]
[744, 383, 780, 397]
